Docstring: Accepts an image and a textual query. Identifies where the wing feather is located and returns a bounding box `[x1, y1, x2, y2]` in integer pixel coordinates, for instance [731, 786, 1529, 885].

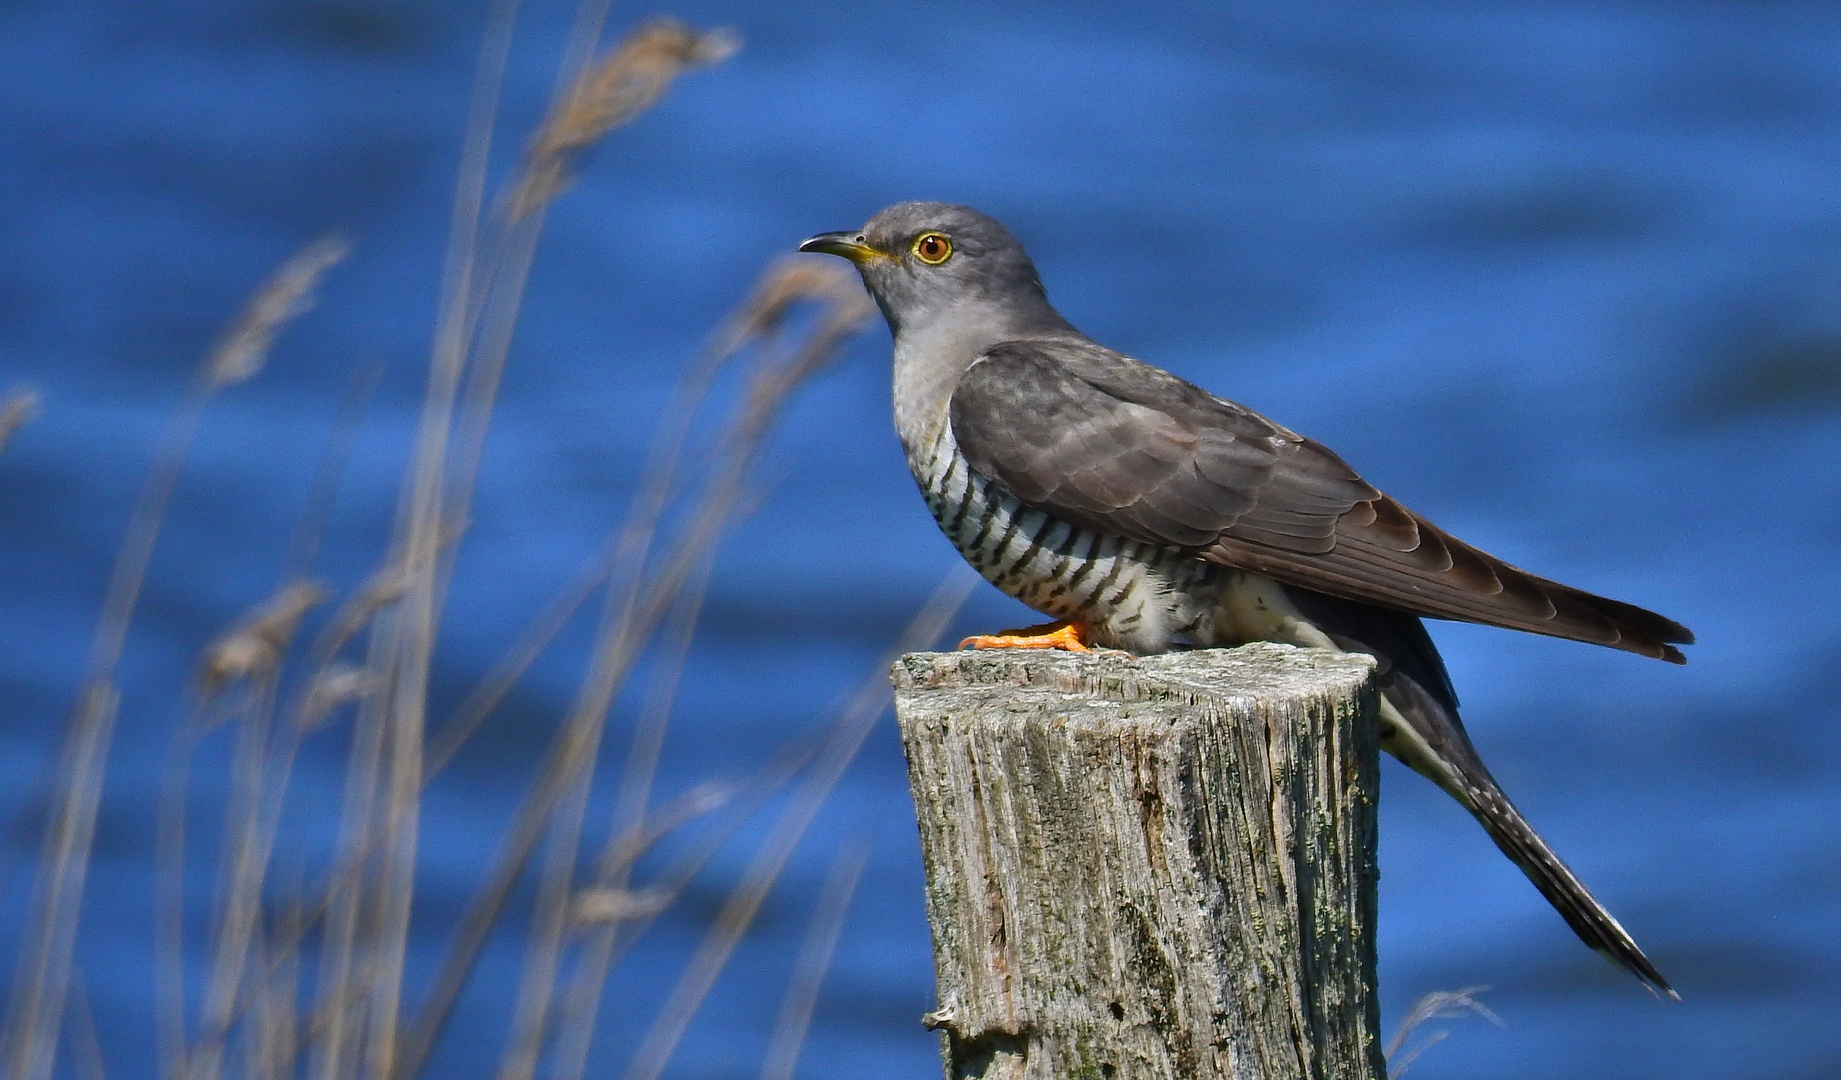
[948, 338, 1693, 661]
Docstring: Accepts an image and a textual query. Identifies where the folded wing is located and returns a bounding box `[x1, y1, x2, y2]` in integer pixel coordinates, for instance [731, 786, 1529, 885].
[948, 337, 1692, 662]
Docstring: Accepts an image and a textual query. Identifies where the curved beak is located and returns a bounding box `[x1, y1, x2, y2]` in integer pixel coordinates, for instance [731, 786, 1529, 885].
[798, 231, 886, 263]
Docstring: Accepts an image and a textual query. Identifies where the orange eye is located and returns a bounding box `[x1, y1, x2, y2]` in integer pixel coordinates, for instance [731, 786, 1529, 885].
[912, 232, 953, 265]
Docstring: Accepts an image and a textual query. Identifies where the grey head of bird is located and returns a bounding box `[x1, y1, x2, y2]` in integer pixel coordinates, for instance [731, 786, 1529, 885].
[799, 202, 1073, 343]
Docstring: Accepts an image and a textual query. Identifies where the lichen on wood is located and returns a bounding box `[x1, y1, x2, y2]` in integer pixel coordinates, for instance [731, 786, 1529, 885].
[893, 643, 1384, 1080]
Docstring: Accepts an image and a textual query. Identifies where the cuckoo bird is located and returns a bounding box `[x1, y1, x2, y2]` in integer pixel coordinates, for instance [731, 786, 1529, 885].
[801, 201, 1690, 997]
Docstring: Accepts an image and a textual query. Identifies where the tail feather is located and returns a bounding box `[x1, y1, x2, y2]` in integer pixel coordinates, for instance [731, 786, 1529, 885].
[1281, 586, 1676, 997]
[1466, 781, 1677, 999]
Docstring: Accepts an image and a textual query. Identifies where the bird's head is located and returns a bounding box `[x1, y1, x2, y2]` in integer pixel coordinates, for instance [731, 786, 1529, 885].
[799, 202, 1069, 340]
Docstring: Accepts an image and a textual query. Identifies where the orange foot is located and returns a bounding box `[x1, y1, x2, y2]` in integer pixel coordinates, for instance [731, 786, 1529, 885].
[959, 620, 1096, 652]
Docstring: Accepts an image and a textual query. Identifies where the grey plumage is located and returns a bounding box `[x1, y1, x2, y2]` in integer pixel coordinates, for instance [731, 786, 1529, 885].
[801, 201, 1691, 996]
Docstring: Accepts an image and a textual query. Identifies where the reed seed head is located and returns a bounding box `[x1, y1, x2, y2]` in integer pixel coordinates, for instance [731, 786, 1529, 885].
[206, 236, 351, 389]
[571, 887, 672, 926]
[512, 19, 740, 219]
[198, 580, 329, 694]
[299, 663, 376, 730]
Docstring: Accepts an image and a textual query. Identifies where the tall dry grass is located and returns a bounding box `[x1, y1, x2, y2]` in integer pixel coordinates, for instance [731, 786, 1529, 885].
[0, 10, 967, 1080]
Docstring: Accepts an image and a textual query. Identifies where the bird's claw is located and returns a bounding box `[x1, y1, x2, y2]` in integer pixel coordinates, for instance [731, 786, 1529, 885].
[958, 620, 1098, 652]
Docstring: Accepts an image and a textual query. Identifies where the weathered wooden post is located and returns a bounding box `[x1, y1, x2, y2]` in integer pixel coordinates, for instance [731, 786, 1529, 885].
[893, 643, 1385, 1080]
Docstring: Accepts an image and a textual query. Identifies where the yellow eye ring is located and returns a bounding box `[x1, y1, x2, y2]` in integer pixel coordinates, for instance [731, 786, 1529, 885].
[912, 232, 953, 265]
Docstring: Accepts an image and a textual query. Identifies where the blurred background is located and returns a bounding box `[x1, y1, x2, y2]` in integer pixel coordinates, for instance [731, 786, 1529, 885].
[1, 1, 1838, 1078]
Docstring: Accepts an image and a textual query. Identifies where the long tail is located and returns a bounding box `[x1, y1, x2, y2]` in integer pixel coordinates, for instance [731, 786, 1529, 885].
[1463, 776, 1676, 997]
[1284, 586, 1675, 997]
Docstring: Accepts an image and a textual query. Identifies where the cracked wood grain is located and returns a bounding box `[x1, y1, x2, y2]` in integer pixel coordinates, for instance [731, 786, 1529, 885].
[894, 643, 1384, 1080]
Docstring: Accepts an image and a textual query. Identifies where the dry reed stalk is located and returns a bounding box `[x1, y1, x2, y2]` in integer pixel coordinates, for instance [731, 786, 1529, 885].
[209, 775, 735, 1063]
[0, 386, 41, 456]
[497, 716, 609, 1080]
[757, 819, 876, 1080]
[498, 553, 719, 1080]
[604, 575, 705, 868]
[410, 0, 520, 633]
[548, 750, 814, 1080]
[1384, 987, 1503, 1078]
[439, 19, 737, 622]
[392, 487, 699, 1070]
[1, 234, 344, 1080]
[483, 244, 841, 1064]
[306, 653, 389, 1080]
[421, 261, 858, 783]
[539, 579, 709, 1080]
[254, 868, 305, 1080]
[537, 264, 865, 1067]
[364, 409, 440, 1080]
[296, 531, 454, 1080]
[427, 256, 864, 778]
[494, 277, 873, 1074]
[343, 20, 741, 1070]
[37, 7, 862, 1077]
[306, 530, 452, 1080]
[422, 545, 613, 775]
[12, 6, 867, 1078]
[336, 0, 539, 1062]
[542, 0, 617, 159]
[562, 791, 739, 918]
[434, 0, 611, 433]
[391, 262, 871, 1079]
[0, 681, 113, 1080]
[545, 277, 873, 1080]
[155, 580, 329, 1080]
[282, 249, 862, 1066]
[391, 704, 784, 1077]
[156, 701, 207, 1080]
[192, 673, 288, 1071]
[189, 675, 284, 1080]
[237, 558, 713, 1051]
[67, 973, 107, 1080]
[285, 363, 383, 581]
[368, 768, 754, 1065]
[621, 570, 976, 1080]
[238, 919, 275, 1080]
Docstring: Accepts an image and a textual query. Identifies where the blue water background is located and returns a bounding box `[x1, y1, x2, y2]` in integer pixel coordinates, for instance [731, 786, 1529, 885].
[2, 2, 1838, 1077]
